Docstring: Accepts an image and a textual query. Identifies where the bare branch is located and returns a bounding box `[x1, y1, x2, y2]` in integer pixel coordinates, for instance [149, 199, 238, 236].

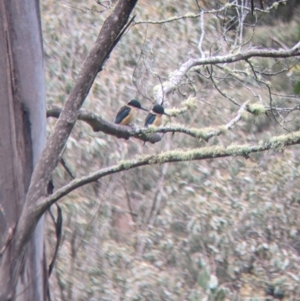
[47, 100, 249, 142]
[48, 100, 300, 145]
[134, 1, 287, 25]
[42, 129, 300, 207]
[156, 100, 250, 140]
[208, 66, 241, 107]
[47, 105, 162, 143]
[153, 42, 300, 103]
[14, 0, 139, 259]
[198, 10, 205, 58]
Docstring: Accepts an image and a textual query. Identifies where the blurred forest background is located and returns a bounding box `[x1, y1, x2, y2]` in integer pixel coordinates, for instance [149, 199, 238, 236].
[43, 0, 300, 300]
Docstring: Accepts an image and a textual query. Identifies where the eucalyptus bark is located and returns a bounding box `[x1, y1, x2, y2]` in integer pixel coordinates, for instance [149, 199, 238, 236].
[0, 0, 46, 300]
[0, 0, 138, 300]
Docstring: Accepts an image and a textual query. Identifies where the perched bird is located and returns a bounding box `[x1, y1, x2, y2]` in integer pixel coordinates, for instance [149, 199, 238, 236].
[114, 99, 147, 125]
[144, 104, 169, 127]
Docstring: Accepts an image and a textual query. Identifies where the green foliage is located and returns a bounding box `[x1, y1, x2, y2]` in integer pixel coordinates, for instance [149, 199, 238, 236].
[294, 81, 300, 95]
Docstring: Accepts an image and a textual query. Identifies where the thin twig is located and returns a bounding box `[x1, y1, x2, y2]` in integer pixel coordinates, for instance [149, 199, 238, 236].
[134, 1, 287, 25]
[153, 41, 300, 103]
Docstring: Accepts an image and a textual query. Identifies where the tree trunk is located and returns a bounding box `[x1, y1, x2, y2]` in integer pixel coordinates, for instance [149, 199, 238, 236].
[0, 1, 46, 300]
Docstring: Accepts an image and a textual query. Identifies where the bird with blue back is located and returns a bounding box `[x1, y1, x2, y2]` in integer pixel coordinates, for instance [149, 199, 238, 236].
[114, 99, 148, 126]
[144, 104, 169, 127]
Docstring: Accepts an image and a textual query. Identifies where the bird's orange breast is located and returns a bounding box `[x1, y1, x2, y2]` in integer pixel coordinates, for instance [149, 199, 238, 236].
[153, 114, 162, 127]
[119, 108, 137, 125]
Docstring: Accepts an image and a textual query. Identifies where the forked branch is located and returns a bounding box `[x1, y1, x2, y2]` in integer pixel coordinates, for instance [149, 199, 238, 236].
[13, 0, 139, 262]
[153, 42, 300, 102]
[47, 101, 249, 142]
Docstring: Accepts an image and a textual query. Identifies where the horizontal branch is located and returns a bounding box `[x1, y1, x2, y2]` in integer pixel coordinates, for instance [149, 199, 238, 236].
[153, 42, 300, 102]
[40, 129, 300, 210]
[154, 100, 249, 140]
[47, 101, 249, 142]
[47, 105, 162, 143]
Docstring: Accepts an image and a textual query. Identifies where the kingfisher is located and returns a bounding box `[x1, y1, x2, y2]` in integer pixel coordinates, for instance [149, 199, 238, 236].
[114, 99, 147, 125]
[144, 104, 169, 127]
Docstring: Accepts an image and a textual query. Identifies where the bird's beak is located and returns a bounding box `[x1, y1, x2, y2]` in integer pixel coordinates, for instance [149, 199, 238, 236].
[164, 112, 170, 116]
[140, 107, 148, 112]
